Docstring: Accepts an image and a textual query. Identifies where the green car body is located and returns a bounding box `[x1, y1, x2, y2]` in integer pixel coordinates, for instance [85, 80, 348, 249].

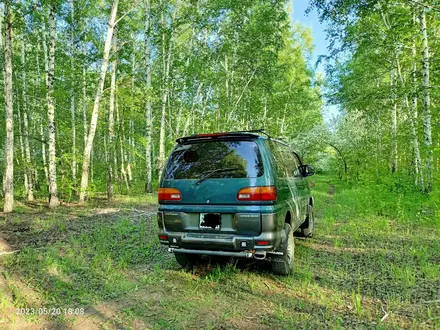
[157, 131, 315, 275]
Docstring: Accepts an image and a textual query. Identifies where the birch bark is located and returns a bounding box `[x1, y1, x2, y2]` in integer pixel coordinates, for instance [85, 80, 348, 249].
[144, 0, 153, 193]
[20, 36, 34, 201]
[390, 69, 398, 173]
[3, 0, 13, 212]
[158, 9, 173, 181]
[396, 57, 423, 190]
[79, 0, 119, 203]
[419, 8, 433, 192]
[107, 31, 118, 200]
[69, 0, 77, 187]
[82, 44, 88, 149]
[46, 6, 60, 208]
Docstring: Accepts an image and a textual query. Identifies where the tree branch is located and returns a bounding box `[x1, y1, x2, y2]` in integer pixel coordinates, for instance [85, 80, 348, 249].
[404, 0, 440, 12]
[114, 0, 142, 27]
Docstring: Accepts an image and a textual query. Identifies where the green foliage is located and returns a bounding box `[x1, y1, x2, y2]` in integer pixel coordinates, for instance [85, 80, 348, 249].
[307, 0, 440, 194]
[0, 0, 322, 202]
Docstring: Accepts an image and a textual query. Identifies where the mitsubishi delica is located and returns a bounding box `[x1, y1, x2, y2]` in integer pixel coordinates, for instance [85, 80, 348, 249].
[156, 130, 315, 275]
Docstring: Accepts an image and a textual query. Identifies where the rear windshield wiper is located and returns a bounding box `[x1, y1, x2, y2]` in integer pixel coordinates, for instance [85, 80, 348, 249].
[195, 167, 240, 186]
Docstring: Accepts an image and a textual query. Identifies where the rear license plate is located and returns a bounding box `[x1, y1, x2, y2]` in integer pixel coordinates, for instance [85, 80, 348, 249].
[199, 213, 221, 230]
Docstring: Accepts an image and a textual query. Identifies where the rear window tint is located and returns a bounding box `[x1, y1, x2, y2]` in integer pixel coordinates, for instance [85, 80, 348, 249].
[164, 140, 264, 180]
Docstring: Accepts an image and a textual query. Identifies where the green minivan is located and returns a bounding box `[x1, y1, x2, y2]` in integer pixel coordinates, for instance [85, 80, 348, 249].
[157, 130, 315, 275]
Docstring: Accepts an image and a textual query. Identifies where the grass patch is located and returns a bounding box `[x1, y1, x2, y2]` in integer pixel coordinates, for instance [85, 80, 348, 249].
[0, 176, 439, 328]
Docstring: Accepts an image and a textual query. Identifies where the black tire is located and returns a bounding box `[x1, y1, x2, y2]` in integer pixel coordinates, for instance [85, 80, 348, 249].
[271, 223, 295, 276]
[301, 204, 314, 238]
[174, 253, 200, 267]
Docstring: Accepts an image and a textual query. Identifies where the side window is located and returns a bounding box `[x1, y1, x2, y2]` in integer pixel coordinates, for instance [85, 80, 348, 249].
[268, 141, 299, 178]
[268, 141, 286, 178]
[292, 153, 302, 177]
[281, 146, 299, 178]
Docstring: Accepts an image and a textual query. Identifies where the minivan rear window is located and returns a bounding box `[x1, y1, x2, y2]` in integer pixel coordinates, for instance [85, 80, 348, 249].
[164, 140, 264, 180]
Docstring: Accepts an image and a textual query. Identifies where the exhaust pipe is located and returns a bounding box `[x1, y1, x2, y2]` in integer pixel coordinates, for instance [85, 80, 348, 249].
[254, 251, 266, 260]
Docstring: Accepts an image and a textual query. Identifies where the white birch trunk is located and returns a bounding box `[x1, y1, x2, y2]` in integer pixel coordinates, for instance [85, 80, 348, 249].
[420, 9, 433, 192]
[79, 0, 119, 203]
[1, 5, 4, 197]
[16, 96, 28, 196]
[144, 0, 153, 193]
[127, 119, 133, 183]
[82, 44, 88, 149]
[20, 36, 34, 201]
[411, 35, 424, 189]
[127, 47, 135, 185]
[35, 43, 49, 184]
[395, 57, 423, 190]
[70, 0, 77, 188]
[3, 1, 14, 212]
[107, 31, 118, 200]
[40, 120, 48, 183]
[390, 69, 398, 173]
[158, 10, 172, 181]
[45, 7, 60, 208]
[116, 98, 129, 191]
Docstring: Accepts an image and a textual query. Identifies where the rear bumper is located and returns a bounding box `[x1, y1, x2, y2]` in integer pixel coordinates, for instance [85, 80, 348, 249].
[157, 211, 283, 254]
[169, 247, 254, 258]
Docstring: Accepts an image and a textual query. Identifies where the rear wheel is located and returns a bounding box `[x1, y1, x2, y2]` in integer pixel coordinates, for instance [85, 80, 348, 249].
[301, 204, 314, 238]
[174, 253, 200, 267]
[271, 223, 294, 276]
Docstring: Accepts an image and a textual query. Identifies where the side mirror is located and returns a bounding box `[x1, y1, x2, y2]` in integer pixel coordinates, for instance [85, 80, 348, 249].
[299, 165, 315, 177]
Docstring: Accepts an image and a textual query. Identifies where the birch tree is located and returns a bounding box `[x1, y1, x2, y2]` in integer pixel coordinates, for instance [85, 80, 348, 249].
[79, 0, 119, 203]
[70, 0, 77, 188]
[20, 36, 34, 202]
[3, 0, 14, 212]
[107, 30, 118, 200]
[419, 8, 433, 192]
[45, 6, 60, 208]
[144, 0, 153, 193]
[157, 8, 173, 180]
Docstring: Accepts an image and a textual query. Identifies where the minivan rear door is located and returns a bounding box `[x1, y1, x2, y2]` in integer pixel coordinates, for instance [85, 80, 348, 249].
[161, 139, 266, 205]
[160, 138, 269, 235]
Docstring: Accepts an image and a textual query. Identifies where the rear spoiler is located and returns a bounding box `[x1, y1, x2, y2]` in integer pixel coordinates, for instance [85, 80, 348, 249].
[176, 131, 265, 144]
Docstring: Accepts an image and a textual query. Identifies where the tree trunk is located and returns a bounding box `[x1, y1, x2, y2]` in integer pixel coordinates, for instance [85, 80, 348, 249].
[158, 7, 176, 180]
[40, 120, 48, 183]
[411, 35, 424, 190]
[45, 7, 60, 208]
[3, 0, 14, 213]
[127, 46, 135, 185]
[82, 44, 88, 150]
[16, 97, 28, 196]
[116, 98, 129, 191]
[158, 10, 172, 181]
[144, 0, 153, 193]
[107, 31, 118, 201]
[395, 56, 424, 191]
[390, 69, 398, 173]
[419, 9, 433, 192]
[70, 0, 77, 189]
[79, 0, 119, 203]
[127, 119, 133, 183]
[35, 42, 49, 185]
[20, 36, 35, 201]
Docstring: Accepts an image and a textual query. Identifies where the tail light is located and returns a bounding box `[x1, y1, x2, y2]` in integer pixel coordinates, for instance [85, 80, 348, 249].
[158, 188, 182, 202]
[237, 186, 277, 201]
